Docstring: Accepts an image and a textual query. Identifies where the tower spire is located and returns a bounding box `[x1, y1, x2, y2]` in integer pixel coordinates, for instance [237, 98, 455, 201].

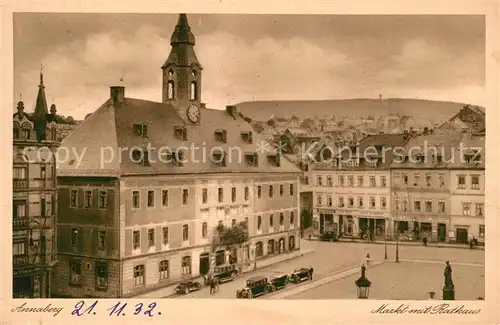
[170, 13, 196, 46]
[40, 64, 44, 86]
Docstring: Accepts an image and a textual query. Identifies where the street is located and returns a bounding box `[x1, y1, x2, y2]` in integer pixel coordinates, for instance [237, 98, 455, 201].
[170, 240, 485, 299]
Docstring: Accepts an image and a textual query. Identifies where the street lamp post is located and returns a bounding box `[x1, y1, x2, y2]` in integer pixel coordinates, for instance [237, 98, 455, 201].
[384, 218, 388, 260]
[355, 264, 371, 299]
[395, 222, 400, 263]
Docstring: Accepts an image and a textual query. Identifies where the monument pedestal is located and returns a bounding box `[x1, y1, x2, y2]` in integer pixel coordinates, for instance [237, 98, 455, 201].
[442, 285, 455, 300]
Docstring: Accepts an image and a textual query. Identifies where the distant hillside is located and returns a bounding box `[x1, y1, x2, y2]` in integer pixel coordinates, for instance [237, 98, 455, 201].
[235, 98, 484, 124]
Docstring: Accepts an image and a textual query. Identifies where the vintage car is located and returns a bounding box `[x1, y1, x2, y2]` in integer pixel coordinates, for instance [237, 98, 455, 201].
[288, 267, 313, 284]
[236, 276, 273, 299]
[211, 263, 239, 284]
[174, 281, 202, 295]
[268, 272, 289, 291]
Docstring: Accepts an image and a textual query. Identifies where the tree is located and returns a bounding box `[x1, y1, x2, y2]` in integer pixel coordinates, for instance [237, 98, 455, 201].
[215, 222, 249, 247]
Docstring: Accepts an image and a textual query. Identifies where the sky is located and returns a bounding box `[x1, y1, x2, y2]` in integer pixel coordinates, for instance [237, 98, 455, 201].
[13, 13, 485, 120]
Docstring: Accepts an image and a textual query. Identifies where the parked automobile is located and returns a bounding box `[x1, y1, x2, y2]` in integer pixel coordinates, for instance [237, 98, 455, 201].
[268, 272, 289, 291]
[174, 281, 202, 295]
[211, 263, 239, 284]
[319, 232, 338, 242]
[236, 276, 272, 299]
[289, 267, 313, 284]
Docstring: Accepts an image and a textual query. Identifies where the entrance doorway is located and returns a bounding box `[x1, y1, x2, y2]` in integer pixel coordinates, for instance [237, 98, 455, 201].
[456, 228, 468, 244]
[199, 253, 210, 275]
[438, 223, 447, 242]
[13, 276, 32, 298]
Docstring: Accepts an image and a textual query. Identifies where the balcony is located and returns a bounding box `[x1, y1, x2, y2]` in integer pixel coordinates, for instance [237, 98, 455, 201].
[13, 179, 28, 191]
[13, 218, 29, 230]
[13, 255, 29, 266]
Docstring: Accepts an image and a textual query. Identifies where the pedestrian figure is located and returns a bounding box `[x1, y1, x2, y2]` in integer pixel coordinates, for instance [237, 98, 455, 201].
[469, 238, 474, 249]
[309, 265, 314, 279]
[209, 277, 216, 295]
[308, 234, 312, 241]
[423, 236, 428, 246]
[365, 253, 371, 266]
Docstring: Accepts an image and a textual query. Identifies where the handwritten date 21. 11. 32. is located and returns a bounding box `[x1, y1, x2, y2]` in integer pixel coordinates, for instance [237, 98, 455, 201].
[71, 300, 160, 317]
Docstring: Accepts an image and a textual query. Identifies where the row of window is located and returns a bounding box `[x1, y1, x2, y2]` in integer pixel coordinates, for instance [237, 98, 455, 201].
[69, 260, 108, 290]
[13, 166, 47, 180]
[70, 189, 108, 209]
[133, 257, 192, 287]
[256, 211, 295, 230]
[13, 123, 57, 141]
[316, 195, 388, 210]
[394, 199, 484, 216]
[394, 172, 446, 188]
[13, 199, 50, 218]
[316, 175, 387, 188]
[456, 174, 482, 189]
[256, 183, 294, 199]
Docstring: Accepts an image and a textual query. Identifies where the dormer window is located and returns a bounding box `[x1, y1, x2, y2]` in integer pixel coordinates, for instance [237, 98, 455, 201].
[414, 153, 424, 163]
[245, 153, 259, 167]
[133, 123, 148, 137]
[464, 150, 481, 164]
[214, 129, 227, 143]
[212, 150, 227, 167]
[267, 154, 281, 167]
[368, 158, 378, 167]
[21, 123, 31, 139]
[163, 149, 185, 166]
[241, 131, 253, 144]
[174, 126, 187, 141]
[131, 148, 150, 166]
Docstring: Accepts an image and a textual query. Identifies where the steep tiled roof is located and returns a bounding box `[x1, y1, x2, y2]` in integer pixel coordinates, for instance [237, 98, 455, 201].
[314, 133, 409, 170]
[390, 132, 464, 169]
[447, 133, 485, 169]
[58, 96, 300, 177]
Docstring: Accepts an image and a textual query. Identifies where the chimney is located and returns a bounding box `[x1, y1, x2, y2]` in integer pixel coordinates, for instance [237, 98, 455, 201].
[226, 105, 238, 119]
[110, 86, 125, 104]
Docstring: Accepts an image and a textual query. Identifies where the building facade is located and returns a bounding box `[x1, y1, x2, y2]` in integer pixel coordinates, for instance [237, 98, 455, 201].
[312, 134, 408, 239]
[448, 133, 485, 244]
[52, 14, 300, 298]
[390, 132, 464, 243]
[12, 72, 60, 298]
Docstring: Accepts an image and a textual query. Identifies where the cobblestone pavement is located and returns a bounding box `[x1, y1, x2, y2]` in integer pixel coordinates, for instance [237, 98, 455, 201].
[169, 240, 484, 299]
[286, 261, 485, 300]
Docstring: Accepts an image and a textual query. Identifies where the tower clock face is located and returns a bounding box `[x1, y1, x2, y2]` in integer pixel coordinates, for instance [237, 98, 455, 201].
[187, 104, 200, 123]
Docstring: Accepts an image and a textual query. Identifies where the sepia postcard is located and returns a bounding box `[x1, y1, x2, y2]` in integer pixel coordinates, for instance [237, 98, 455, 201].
[1, 1, 499, 325]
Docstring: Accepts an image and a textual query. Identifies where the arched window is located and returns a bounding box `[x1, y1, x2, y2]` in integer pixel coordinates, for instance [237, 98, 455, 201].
[21, 123, 31, 140]
[255, 241, 263, 257]
[190, 81, 197, 100]
[181, 256, 192, 275]
[167, 80, 175, 100]
[168, 69, 174, 77]
[133, 265, 145, 286]
[267, 239, 275, 255]
[289, 236, 295, 250]
[13, 122, 20, 139]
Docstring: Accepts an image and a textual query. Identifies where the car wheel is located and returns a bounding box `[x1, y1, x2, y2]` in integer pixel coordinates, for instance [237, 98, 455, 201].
[184, 287, 189, 294]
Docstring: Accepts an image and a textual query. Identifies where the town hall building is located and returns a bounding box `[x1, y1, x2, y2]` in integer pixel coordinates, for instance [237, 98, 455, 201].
[52, 14, 301, 298]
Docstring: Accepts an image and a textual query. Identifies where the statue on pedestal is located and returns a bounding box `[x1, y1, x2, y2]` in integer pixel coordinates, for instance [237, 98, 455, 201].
[444, 261, 454, 288]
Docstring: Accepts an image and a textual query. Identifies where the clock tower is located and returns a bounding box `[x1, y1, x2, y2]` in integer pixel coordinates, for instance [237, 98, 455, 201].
[162, 14, 202, 123]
